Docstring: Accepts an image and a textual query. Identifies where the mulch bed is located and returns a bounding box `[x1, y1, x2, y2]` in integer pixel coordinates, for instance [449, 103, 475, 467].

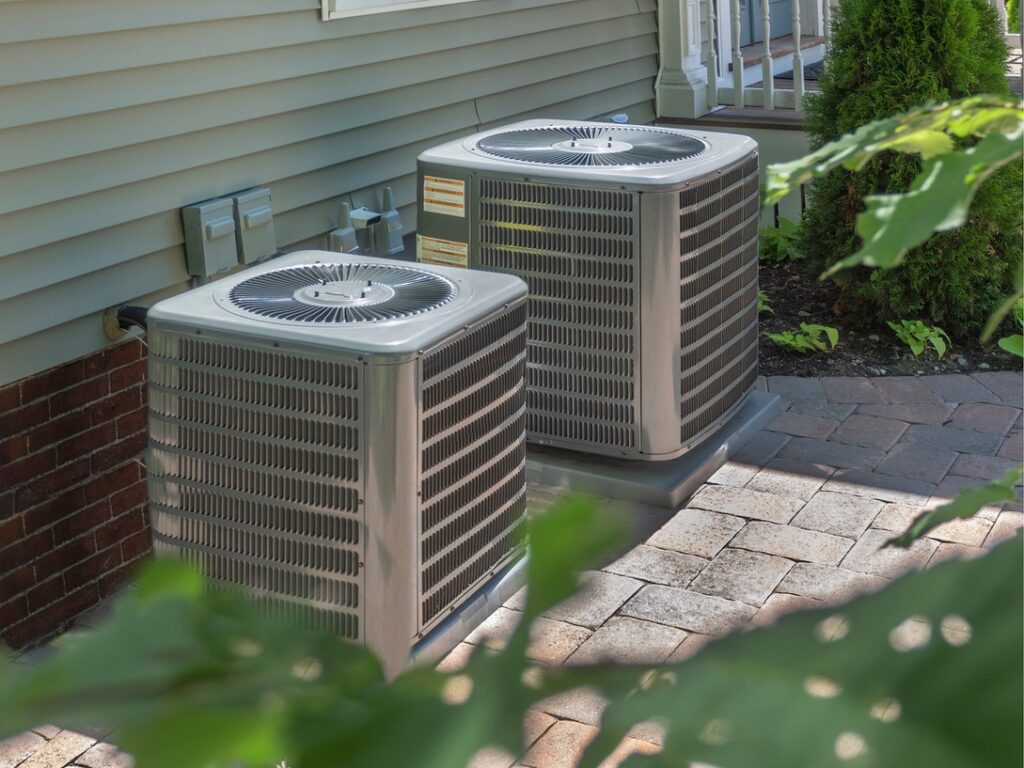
[757, 258, 1021, 378]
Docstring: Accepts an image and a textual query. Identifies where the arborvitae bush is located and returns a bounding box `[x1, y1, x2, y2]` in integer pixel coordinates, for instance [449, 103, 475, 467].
[801, 0, 1022, 338]
[1009, 0, 1020, 33]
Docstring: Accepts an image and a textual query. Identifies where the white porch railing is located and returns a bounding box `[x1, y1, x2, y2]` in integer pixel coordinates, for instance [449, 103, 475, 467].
[658, 0, 1013, 119]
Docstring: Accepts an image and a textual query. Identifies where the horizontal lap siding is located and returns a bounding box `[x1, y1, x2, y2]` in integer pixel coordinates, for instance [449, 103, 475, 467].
[0, 0, 657, 385]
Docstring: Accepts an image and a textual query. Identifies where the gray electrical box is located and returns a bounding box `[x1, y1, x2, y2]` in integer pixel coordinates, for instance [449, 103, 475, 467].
[182, 197, 238, 277]
[233, 188, 276, 264]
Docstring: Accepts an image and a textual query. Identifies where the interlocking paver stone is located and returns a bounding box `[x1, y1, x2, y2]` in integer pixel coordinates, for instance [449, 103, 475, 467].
[875, 443, 957, 484]
[731, 429, 791, 465]
[666, 632, 713, 662]
[777, 437, 884, 470]
[819, 469, 934, 506]
[689, 548, 793, 606]
[647, 508, 745, 559]
[544, 571, 642, 629]
[535, 687, 607, 725]
[467, 606, 521, 650]
[929, 542, 987, 566]
[520, 720, 597, 768]
[821, 377, 885, 404]
[745, 458, 834, 501]
[870, 503, 922, 534]
[855, 402, 956, 425]
[900, 424, 1004, 455]
[731, 521, 854, 565]
[926, 517, 992, 547]
[0, 731, 45, 767]
[790, 491, 883, 538]
[947, 403, 1021, 435]
[949, 453, 1021, 480]
[784, 401, 857, 421]
[75, 742, 134, 768]
[525, 618, 593, 665]
[929, 475, 1005, 519]
[829, 414, 908, 450]
[18, 731, 95, 768]
[767, 376, 827, 404]
[841, 528, 938, 578]
[869, 376, 945, 405]
[604, 545, 708, 588]
[595, 737, 661, 767]
[921, 374, 1001, 404]
[707, 460, 760, 488]
[621, 585, 756, 635]
[985, 511, 1024, 547]
[776, 562, 888, 602]
[998, 430, 1023, 461]
[688, 484, 804, 524]
[568, 617, 687, 665]
[749, 593, 821, 627]
[971, 372, 1024, 408]
[766, 411, 838, 439]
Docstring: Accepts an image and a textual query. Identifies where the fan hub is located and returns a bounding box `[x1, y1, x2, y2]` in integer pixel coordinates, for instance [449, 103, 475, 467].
[294, 280, 396, 307]
[551, 136, 633, 154]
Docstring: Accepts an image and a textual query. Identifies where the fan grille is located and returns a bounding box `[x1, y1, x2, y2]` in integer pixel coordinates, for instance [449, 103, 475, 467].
[228, 263, 458, 323]
[474, 125, 706, 167]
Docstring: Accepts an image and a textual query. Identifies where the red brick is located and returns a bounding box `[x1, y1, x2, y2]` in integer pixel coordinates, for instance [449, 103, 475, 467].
[0, 565, 34, 599]
[116, 407, 148, 439]
[0, 435, 29, 463]
[56, 422, 117, 465]
[0, 383, 20, 412]
[0, 597, 28, 635]
[0, 400, 48, 440]
[85, 340, 142, 378]
[90, 432, 147, 474]
[92, 386, 143, 426]
[84, 463, 140, 503]
[0, 515, 24, 548]
[14, 458, 90, 513]
[120, 527, 152, 562]
[110, 481, 148, 516]
[99, 557, 144, 598]
[26, 410, 92, 452]
[96, 509, 145, 550]
[32, 533, 96, 581]
[52, 501, 111, 543]
[27, 576, 65, 612]
[20, 359, 85, 404]
[0, 449, 56, 489]
[23, 486, 87, 533]
[64, 546, 122, 593]
[0, 529, 52, 570]
[50, 376, 110, 416]
[3, 583, 98, 649]
[110, 359, 147, 394]
[0, 493, 12, 519]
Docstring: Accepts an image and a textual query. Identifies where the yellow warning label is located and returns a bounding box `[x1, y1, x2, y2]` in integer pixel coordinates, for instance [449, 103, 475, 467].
[417, 234, 469, 268]
[422, 175, 465, 218]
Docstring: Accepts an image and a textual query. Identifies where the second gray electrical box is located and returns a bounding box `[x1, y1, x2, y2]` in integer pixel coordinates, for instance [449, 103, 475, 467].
[233, 188, 276, 264]
[182, 198, 238, 277]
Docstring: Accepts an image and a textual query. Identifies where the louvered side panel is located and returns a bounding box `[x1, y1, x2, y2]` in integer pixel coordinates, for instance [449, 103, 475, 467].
[148, 329, 364, 640]
[679, 152, 760, 446]
[418, 302, 528, 633]
[476, 178, 640, 454]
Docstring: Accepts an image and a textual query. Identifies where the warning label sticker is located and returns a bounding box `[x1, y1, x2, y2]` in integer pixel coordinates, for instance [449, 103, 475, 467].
[417, 234, 469, 268]
[422, 175, 466, 218]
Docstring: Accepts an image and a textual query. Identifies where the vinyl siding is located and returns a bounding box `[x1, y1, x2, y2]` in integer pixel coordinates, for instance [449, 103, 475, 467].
[0, 0, 657, 385]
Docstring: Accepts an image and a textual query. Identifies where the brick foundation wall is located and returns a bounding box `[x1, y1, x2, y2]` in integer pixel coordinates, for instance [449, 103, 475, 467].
[0, 338, 151, 649]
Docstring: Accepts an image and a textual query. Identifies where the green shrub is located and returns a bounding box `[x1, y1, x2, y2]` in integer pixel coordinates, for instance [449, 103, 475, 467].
[801, 0, 1022, 338]
[758, 217, 804, 262]
[1010, 0, 1020, 33]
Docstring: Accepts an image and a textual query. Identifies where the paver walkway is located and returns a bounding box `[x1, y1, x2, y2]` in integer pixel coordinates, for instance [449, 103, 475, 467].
[2, 372, 1021, 768]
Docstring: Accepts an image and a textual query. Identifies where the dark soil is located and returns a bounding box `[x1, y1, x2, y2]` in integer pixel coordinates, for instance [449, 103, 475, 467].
[758, 258, 1021, 377]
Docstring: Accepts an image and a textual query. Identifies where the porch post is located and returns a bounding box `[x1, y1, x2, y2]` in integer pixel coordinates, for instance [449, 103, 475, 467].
[655, 0, 709, 119]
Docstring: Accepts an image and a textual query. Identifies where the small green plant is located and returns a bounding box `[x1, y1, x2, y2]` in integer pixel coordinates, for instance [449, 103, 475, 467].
[887, 319, 951, 358]
[757, 290, 774, 314]
[766, 323, 839, 353]
[998, 297, 1024, 357]
[758, 217, 803, 262]
[1010, 0, 1020, 33]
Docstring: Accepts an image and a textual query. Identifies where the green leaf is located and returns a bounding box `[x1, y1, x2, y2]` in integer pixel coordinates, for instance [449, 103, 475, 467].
[998, 334, 1024, 357]
[582, 535, 1023, 768]
[930, 334, 947, 359]
[887, 467, 1022, 547]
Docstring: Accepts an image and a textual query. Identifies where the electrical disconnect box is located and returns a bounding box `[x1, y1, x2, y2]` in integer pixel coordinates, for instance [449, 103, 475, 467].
[233, 188, 276, 264]
[182, 198, 238, 277]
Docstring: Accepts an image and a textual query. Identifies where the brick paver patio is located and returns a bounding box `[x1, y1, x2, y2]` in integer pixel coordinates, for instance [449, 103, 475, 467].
[3, 372, 1021, 768]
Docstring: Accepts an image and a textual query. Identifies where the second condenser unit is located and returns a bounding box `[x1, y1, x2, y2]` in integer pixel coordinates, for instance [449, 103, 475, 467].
[416, 120, 760, 461]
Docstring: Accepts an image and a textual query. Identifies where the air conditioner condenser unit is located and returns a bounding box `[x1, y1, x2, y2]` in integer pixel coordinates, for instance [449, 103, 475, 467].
[416, 120, 760, 462]
[146, 251, 529, 676]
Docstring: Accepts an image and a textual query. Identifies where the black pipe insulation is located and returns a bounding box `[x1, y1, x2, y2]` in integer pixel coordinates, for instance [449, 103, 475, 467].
[116, 305, 149, 332]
